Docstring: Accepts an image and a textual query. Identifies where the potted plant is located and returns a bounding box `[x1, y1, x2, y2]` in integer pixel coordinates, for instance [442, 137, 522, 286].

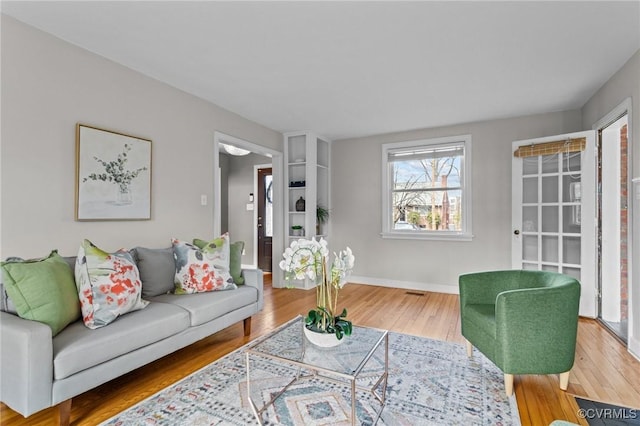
[291, 225, 303, 237]
[279, 238, 355, 347]
[316, 205, 329, 235]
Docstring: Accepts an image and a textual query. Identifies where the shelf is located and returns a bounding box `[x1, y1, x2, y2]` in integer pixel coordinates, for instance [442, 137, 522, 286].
[285, 131, 330, 245]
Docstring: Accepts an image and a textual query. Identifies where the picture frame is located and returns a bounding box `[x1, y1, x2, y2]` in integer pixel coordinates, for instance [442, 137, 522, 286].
[75, 124, 152, 221]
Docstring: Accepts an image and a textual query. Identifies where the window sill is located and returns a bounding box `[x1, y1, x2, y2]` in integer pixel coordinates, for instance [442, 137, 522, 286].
[380, 231, 473, 241]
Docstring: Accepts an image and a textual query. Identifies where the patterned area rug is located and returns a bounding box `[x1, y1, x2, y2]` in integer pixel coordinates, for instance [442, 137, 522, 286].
[101, 320, 519, 425]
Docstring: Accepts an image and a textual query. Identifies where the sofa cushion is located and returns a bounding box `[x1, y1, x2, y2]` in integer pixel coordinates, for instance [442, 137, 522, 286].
[53, 301, 190, 380]
[1, 251, 81, 336]
[193, 238, 245, 285]
[132, 246, 175, 297]
[172, 238, 236, 294]
[150, 285, 258, 326]
[75, 239, 148, 329]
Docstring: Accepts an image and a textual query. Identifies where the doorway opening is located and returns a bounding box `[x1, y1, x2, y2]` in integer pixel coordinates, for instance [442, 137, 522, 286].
[257, 166, 273, 271]
[597, 113, 629, 344]
[213, 131, 283, 283]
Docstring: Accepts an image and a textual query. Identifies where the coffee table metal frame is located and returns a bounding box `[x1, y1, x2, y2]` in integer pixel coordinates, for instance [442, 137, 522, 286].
[245, 316, 389, 425]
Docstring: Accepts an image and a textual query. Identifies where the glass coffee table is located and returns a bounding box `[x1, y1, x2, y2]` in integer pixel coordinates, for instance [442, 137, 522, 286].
[245, 316, 389, 425]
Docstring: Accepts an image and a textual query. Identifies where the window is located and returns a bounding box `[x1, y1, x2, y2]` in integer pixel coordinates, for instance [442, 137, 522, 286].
[381, 135, 472, 240]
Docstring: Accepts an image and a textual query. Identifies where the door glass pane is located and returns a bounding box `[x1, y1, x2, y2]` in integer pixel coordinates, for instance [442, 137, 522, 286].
[563, 152, 581, 173]
[523, 235, 538, 261]
[563, 266, 581, 281]
[563, 176, 582, 202]
[542, 264, 558, 272]
[523, 177, 538, 203]
[541, 154, 559, 173]
[541, 206, 558, 232]
[523, 263, 538, 270]
[523, 157, 538, 175]
[541, 176, 558, 203]
[264, 175, 273, 237]
[563, 236, 581, 265]
[541, 235, 558, 262]
[563, 206, 581, 233]
[522, 206, 537, 232]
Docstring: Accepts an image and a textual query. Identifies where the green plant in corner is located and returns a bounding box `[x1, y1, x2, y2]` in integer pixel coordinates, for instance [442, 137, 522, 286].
[316, 205, 330, 224]
[279, 238, 355, 339]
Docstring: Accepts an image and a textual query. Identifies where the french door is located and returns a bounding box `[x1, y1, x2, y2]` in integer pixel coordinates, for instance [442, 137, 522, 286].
[512, 131, 597, 317]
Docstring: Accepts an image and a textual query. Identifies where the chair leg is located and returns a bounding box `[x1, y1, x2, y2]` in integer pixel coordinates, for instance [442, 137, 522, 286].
[466, 340, 473, 357]
[504, 374, 514, 397]
[559, 371, 570, 391]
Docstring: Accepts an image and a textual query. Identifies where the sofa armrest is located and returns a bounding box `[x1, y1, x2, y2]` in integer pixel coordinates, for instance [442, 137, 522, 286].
[495, 282, 580, 373]
[0, 311, 54, 417]
[241, 268, 264, 311]
[459, 270, 523, 308]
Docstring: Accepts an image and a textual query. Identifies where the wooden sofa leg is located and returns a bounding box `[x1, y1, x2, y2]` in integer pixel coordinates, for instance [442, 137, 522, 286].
[466, 340, 473, 357]
[58, 398, 72, 426]
[559, 371, 570, 391]
[243, 317, 252, 336]
[504, 374, 514, 397]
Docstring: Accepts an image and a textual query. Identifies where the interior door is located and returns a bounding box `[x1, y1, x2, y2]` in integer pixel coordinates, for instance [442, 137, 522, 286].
[257, 167, 273, 271]
[512, 131, 596, 317]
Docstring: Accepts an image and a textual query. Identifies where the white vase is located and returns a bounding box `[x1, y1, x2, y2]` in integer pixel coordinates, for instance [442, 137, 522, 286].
[303, 325, 345, 348]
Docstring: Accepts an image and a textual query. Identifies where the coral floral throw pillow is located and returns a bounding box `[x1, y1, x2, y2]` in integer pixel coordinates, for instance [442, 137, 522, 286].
[75, 239, 148, 329]
[172, 236, 236, 294]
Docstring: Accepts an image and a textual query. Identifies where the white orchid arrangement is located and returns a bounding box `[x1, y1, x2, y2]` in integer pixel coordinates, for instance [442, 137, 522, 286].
[279, 238, 355, 339]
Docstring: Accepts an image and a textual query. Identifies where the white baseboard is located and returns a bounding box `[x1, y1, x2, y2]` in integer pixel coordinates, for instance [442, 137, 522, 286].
[629, 335, 640, 362]
[348, 275, 459, 295]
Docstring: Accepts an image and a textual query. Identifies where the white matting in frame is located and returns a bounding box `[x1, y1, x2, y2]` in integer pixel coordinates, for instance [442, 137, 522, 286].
[76, 124, 152, 221]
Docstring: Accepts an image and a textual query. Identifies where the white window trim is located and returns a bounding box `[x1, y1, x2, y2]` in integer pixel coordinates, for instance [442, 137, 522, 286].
[381, 134, 473, 241]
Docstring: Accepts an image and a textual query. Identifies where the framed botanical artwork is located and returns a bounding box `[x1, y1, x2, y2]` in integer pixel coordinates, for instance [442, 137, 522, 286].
[75, 124, 152, 221]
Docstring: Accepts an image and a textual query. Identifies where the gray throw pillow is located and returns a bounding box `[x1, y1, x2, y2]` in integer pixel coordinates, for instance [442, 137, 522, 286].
[132, 247, 176, 298]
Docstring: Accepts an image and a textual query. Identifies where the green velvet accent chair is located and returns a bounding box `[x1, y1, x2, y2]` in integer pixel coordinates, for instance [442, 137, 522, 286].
[459, 270, 581, 396]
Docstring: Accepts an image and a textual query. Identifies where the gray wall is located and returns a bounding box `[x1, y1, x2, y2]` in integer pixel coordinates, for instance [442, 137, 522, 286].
[582, 49, 640, 358]
[1, 16, 282, 257]
[331, 110, 583, 292]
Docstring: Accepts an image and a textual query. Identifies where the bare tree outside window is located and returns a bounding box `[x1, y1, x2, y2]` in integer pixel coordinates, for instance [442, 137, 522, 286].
[383, 135, 471, 240]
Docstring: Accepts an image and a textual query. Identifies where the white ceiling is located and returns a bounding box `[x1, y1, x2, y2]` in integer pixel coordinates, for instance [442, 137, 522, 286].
[2, 1, 639, 141]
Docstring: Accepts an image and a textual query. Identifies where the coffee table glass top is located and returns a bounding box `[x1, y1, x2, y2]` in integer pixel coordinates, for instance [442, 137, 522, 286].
[247, 315, 388, 378]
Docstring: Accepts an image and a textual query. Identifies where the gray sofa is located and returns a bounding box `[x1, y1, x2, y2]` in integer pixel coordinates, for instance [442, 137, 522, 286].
[0, 247, 263, 425]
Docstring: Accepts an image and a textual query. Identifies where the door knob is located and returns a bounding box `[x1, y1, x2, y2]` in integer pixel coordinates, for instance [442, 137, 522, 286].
[514, 230, 520, 235]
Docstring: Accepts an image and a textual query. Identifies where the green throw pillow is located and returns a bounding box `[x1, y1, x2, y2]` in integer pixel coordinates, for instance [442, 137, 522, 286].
[193, 237, 244, 285]
[1, 250, 80, 336]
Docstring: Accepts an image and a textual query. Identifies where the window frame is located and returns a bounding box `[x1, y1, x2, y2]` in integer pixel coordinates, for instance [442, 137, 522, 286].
[381, 134, 473, 241]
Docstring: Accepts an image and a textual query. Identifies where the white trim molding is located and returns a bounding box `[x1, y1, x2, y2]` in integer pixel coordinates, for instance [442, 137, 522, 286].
[349, 275, 459, 295]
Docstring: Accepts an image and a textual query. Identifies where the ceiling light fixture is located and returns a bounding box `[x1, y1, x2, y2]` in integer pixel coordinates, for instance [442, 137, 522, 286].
[221, 143, 250, 156]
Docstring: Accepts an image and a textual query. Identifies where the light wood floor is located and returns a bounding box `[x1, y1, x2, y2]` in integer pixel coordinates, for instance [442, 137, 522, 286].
[2, 275, 639, 425]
